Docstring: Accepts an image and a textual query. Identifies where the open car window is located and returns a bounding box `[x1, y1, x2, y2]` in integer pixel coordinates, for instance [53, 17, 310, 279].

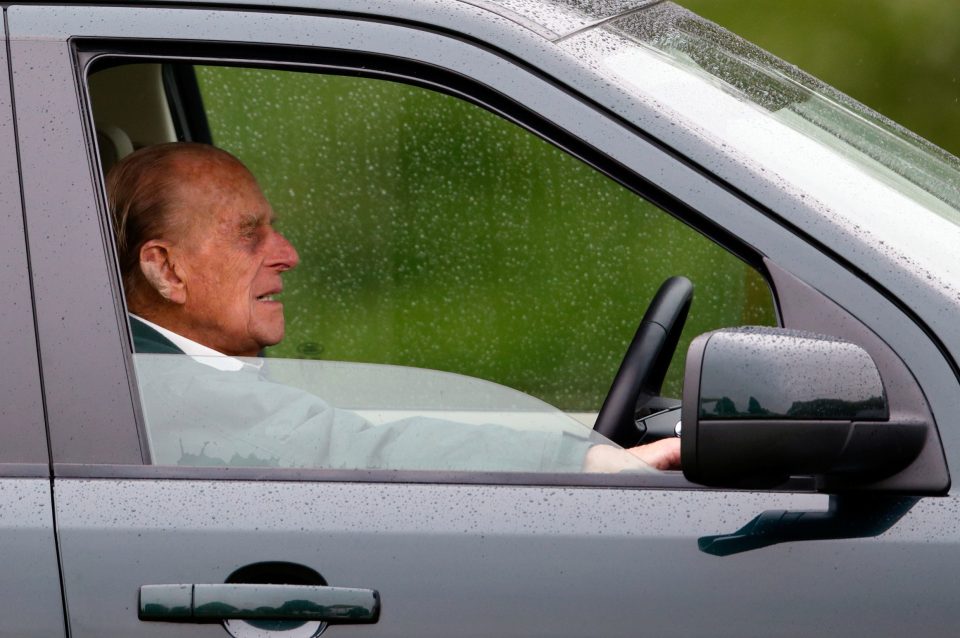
[91, 61, 776, 474]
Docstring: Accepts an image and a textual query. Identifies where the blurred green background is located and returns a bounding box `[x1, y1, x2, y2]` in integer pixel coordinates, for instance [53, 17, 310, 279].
[678, 0, 960, 157]
[198, 68, 775, 410]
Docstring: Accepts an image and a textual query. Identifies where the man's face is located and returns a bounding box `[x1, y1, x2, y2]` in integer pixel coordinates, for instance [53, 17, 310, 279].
[171, 160, 299, 356]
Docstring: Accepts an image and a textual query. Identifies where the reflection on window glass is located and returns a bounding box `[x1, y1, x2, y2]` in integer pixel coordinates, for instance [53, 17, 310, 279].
[136, 353, 611, 471]
[195, 65, 774, 412]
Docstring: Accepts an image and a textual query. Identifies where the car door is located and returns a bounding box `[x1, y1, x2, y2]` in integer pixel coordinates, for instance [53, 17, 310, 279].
[8, 3, 960, 637]
[0, 18, 67, 638]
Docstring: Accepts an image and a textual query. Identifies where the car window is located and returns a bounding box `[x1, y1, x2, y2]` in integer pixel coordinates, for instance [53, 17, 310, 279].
[91, 62, 775, 473]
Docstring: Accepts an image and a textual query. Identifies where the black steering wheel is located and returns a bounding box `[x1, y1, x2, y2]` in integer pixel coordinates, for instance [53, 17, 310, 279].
[593, 276, 693, 447]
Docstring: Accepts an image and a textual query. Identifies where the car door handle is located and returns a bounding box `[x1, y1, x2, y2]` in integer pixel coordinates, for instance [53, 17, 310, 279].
[139, 583, 380, 623]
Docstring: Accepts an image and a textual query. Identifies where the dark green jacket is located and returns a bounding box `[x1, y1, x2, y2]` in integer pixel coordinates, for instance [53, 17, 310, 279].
[130, 316, 182, 354]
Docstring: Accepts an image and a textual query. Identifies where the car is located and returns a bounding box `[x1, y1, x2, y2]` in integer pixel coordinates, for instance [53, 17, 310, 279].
[2, 1, 959, 636]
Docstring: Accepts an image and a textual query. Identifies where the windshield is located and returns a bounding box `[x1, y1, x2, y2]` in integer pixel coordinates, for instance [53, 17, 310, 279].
[583, 2, 960, 226]
[615, 3, 960, 220]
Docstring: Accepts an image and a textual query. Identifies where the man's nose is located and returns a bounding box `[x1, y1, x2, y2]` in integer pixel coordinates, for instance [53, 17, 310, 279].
[267, 229, 300, 271]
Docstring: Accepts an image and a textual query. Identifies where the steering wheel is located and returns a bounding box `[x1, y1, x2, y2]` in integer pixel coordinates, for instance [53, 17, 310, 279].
[593, 276, 693, 447]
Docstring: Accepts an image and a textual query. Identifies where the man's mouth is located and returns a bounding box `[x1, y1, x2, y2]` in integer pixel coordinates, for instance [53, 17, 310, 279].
[256, 282, 284, 303]
[256, 290, 282, 302]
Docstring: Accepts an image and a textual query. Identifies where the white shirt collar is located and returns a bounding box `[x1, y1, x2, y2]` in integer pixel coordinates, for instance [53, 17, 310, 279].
[130, 314, 259, 372]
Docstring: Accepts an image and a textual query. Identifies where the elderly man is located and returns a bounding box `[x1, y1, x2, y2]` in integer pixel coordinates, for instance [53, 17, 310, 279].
[108, 142, 680, 472]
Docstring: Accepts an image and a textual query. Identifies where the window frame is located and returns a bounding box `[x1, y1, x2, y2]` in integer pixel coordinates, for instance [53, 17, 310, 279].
[73, 42, 789, 489]
[44, 5, 934, 494]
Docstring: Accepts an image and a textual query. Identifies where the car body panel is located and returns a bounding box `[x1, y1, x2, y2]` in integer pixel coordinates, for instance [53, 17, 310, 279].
[7, 21, 145, 465]
[0, 18, 47, 465]
[0, 28, 64, 638]
[21, 0, 655, 40]
[60, 478, 960, 638]
[0, 480, 66, 638]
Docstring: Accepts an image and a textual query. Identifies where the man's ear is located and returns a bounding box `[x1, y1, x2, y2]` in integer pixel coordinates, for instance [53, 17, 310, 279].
[139, 240, 187, 304]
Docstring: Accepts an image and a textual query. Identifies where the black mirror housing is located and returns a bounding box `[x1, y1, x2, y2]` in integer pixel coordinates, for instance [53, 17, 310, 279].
[681, 327, 927, 489]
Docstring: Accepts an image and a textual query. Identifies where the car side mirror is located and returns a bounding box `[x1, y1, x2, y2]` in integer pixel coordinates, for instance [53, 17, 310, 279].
[680, 327, 927, 489]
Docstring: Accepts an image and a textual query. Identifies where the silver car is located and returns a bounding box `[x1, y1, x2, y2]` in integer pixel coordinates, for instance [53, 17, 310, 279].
[2, 1, 958, 636]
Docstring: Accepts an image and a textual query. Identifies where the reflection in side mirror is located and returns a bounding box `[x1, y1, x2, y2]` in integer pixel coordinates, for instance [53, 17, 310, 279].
[680, 327, 927, 489]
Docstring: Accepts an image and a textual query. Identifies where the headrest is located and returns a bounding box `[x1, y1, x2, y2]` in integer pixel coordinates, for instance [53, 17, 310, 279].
[96, 123, 135, 174]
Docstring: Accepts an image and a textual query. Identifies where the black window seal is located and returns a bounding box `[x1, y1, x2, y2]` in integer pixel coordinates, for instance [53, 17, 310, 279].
[161, 62, 213, 144]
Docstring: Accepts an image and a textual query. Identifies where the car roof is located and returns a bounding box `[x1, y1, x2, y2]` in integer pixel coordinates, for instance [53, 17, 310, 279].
[15, 0, 657, 40]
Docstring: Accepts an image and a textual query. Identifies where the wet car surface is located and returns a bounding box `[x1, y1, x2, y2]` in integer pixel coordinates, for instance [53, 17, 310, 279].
[2, 1, 960, 636]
